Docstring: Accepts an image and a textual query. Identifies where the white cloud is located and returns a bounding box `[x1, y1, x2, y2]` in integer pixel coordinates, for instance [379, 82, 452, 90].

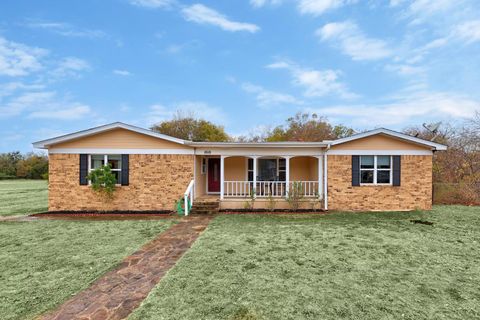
[147, 101, 228, 126]
[0, 37, 47, 77]
[250, 0, 284, 8]
[0, 90, 91, 120]
[28, 104, 90, 120]
[51, 57, 91, 79]
[298, 0, 357, 16]
[316, 21, 392, 60]
[453, 20, 480, 44]
[241, 82, 303, 107]
[129, 0, 175, 8]
[181, 4, 260, 33]
[113, 69, 132, 76]
[267, 60, 358, 99]
[384, 64, 425, 76]
[24, 20, 106, 38]
[311, 91, 479, 126]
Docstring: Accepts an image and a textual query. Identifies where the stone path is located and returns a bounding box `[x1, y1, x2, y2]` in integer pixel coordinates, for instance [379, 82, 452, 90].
[40, 215, 213, 320]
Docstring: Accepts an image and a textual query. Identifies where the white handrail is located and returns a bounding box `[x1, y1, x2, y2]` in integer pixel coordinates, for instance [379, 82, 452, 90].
[223, 181, 319, 198]
[184, 180, 195, 216]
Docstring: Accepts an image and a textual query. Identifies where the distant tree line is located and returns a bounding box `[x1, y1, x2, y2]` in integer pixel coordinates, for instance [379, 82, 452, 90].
[0, 152, 48, 180]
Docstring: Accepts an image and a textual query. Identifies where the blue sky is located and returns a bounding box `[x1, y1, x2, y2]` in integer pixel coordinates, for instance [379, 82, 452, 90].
[1, 0, 479, 152]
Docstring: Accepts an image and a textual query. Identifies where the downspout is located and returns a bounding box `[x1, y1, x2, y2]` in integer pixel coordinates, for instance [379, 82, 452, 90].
[324, 143, 331, 211]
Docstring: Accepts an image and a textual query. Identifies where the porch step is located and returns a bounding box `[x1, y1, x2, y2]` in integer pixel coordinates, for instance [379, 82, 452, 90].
[190, 200, 220, 215]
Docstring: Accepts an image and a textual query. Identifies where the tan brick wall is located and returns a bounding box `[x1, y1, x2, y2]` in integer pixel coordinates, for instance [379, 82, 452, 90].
[49, 154, 194, 211]
[328, 155, 432, 211]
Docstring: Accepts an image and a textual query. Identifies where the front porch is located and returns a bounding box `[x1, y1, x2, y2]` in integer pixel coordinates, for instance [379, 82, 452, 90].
[193, 155, 325, 209]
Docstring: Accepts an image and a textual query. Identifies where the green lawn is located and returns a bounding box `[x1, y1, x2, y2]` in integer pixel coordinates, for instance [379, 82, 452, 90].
[0, 219, 175, 320]
[130, 206, 480, 320]
[0, 180, 48, 216]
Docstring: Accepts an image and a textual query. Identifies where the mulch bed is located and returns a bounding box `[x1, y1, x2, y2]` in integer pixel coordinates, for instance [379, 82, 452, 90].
[220, 209, 327, 215]
[32, 211, 178, 220]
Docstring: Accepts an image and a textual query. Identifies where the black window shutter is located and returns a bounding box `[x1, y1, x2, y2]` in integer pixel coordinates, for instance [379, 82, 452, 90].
[393, 156, 401, 186]
[79, 154, 88, 185]
[121, 154, 129, 186]
[352, 155, 360, 186]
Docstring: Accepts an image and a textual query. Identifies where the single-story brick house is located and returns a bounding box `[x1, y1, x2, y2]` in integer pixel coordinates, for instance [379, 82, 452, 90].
[33, 122, 447, 213]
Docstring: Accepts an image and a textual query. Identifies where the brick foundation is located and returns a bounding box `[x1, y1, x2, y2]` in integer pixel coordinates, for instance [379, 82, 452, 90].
[48, 154, 194, 211]
[327, 155, 433, 211]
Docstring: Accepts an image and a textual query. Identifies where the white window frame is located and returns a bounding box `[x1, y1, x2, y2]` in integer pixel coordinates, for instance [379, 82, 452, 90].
[360, 155, 393, 186]
[88, 154, 122, 186]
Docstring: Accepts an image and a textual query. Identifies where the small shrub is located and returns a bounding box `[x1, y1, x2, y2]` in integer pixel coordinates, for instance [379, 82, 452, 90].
[243, 188, 256, 210]
[86, 165, 117, 201]
[266, 194, 276, 212]
[287, 182, 304, 211]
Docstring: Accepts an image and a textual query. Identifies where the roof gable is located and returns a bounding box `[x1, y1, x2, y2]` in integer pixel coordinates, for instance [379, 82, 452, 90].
[328, 128, 447, 151]
[33, 122, 187, 149]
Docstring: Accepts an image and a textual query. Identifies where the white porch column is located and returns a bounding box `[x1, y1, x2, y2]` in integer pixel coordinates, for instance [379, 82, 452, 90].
[253, 156, 257, 199]
[220, 155, 225, 200]
[317, 156, 323, 199]
[285, 156, 290, 199]
[324, 154, 328, 210]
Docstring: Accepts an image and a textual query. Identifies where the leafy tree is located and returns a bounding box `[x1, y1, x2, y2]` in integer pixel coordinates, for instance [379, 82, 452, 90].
[265, 112, 355, 142]
[151, 112, 230, 142]
[16, 153, 48, 179]
[0, 151, 23, 177]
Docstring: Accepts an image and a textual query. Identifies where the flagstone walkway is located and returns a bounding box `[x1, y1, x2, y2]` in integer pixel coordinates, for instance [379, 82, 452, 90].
[40, 215, 213, 320]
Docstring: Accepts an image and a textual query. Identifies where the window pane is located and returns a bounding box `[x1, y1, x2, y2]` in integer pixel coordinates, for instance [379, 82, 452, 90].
[248, 158, 253, 170]
[377, 156, 391, 169]
[377, 170, 390, 184]
[279, 158, 286, 170]
[112, 171, 122, 184]
[258, 159, 277, 181]
[248, 171, 253, 182]
[361, 170, 374, 183]
[279, 171, 286, 181]
[91, 155, 104, 169]
[360, 156, 374, 169]
[107, 155, 122, 170]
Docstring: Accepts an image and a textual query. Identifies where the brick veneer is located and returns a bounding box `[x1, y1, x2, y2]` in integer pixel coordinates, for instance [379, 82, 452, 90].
[327, 155, 433, 211]
[48, 154, 194, 211]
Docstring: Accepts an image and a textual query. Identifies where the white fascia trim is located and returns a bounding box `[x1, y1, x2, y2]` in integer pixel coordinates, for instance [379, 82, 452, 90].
[33, 122, 188, 149]
[326, 149, 433, 155]
[188, 142, 328, 148]
[195, 148, 325, 157]
[330, 128, 447, 151]
[49, 148, 194, 155]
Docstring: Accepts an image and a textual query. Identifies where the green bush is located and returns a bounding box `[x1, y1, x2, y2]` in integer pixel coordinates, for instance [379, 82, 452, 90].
[86, 165, 117, 201]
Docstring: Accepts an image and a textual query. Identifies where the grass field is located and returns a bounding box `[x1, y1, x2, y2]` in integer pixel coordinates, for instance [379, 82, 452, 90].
[0, 180, 48, 216]
[0, 218, 175, 320]
[130, 206, 480, 320]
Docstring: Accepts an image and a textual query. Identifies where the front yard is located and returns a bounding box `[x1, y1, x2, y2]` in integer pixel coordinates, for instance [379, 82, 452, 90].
[0, 180, 48, 216]
[0, 218, 175, 320]
[130, 206, 480, 320]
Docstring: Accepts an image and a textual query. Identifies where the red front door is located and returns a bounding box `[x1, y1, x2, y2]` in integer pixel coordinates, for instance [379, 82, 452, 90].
[208, 158, 220, 193]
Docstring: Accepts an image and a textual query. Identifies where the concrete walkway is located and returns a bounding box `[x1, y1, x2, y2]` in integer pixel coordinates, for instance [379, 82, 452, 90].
[40, 215, 213, 320]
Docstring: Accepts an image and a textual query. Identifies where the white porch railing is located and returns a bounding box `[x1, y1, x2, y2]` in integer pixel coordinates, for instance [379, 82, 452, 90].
[223, 181, 319, 198]
[289, 181, 319, 197]
[224, 181, 253, 197]
[184, 180, 195, 216]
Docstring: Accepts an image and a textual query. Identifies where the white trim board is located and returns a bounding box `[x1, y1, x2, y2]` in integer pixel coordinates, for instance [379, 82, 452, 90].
[48, 148, 194, 155]
[195, 148, 324, 157]
[326, 150, 433, 155]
